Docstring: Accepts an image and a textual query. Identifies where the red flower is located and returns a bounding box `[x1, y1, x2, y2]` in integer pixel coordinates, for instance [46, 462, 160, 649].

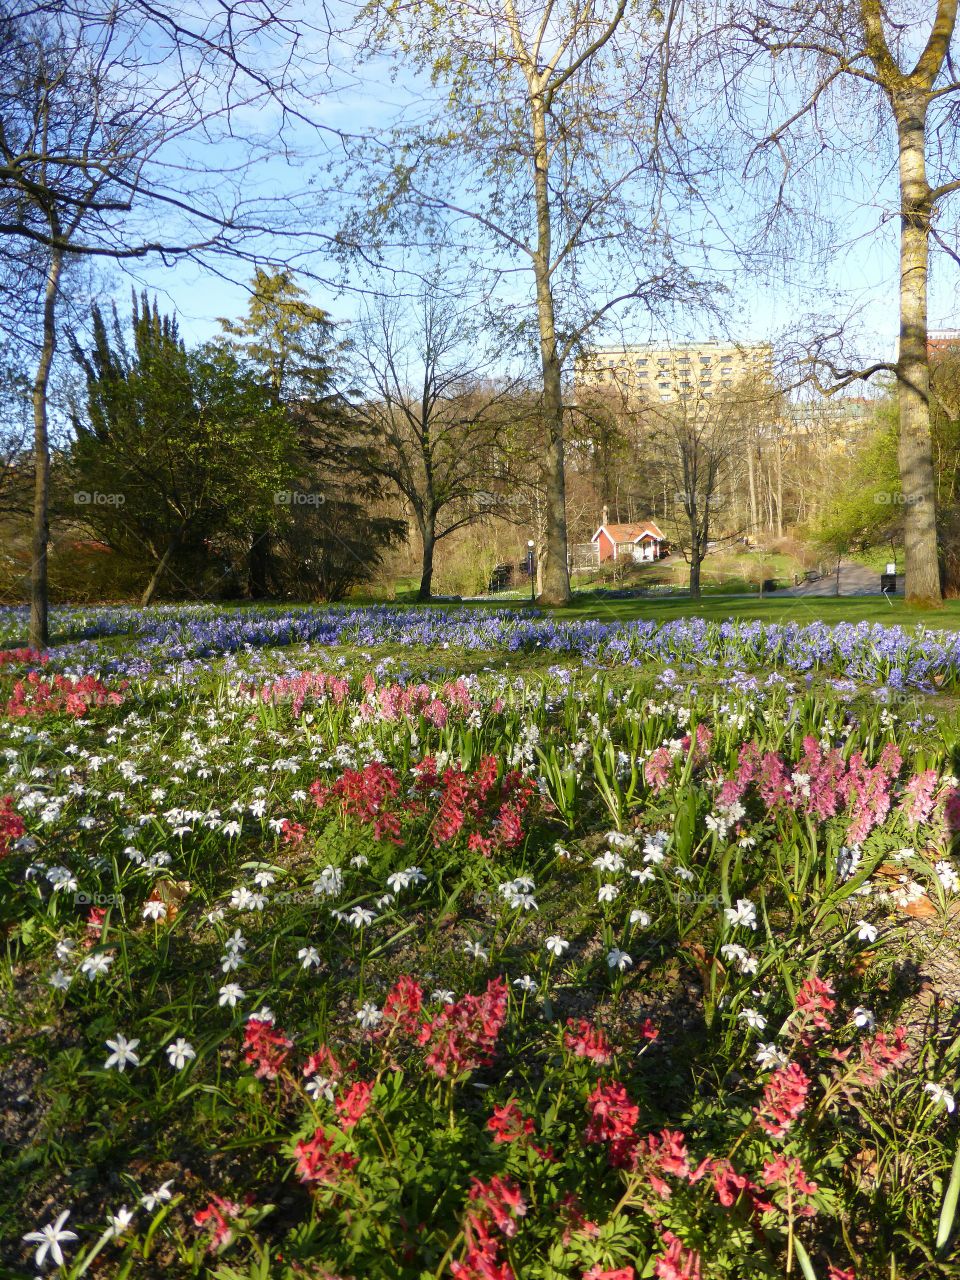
[467, 1175, 527, 1238]
[382, 975, 424, 1035]
[418, 977, 508, 1079]
[293, 1127, 358, 1185]
[302, 1043, 342, 1082]
[754, 1062, 810, 1138]
[565, 1018, 614, 1064]
[487, 1100, 534, 1145]
[856, 1025, 909, 1085]
[584, 1268, 635, 1279]
[795, 975, 836, 1035]
[761, 1155, 819, 1217]
[0, 796, 24, 856]
[584, 1080, 639, 1165]
[653, 1229, 702, 1280]
[243, 1017, 293, 1080]
[335, 1079, 373, 1129]
[194, 1194, 244, 1250]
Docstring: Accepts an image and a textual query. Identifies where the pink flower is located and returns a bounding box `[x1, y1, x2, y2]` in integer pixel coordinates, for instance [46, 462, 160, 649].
[242, 1017, 293, 1080]
[795, 975, 836, 1035]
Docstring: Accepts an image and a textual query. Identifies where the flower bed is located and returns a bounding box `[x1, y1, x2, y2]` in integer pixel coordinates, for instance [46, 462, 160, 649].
[1, 639, 959, 1277]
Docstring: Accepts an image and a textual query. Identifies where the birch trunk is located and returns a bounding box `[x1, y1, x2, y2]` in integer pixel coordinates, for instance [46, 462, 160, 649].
[530, 88, 571, 606]
[894, 94, 942, 605]
[30, 247, 63, 651]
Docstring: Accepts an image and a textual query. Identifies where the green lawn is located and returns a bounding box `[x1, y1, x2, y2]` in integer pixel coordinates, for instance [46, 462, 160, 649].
[551, 593, 960, 629]
[368, 590, 960, 631]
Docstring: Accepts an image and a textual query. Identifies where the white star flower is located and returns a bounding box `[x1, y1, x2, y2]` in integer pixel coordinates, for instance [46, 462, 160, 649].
[104, 1034, 140, 1072]
[22, 1210, 78, 1269]
[166, 1038, 196, 1070]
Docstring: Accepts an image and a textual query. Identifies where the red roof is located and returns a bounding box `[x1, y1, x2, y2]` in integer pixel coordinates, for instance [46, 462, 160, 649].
[591, 521, 665, 544]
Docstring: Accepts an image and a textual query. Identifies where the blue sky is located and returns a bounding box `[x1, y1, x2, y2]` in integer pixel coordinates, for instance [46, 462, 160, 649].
[111, 5, 959, 383]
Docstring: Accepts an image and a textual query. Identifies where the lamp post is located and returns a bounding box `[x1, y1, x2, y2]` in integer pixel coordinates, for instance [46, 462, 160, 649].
[527, 539, 535, 604]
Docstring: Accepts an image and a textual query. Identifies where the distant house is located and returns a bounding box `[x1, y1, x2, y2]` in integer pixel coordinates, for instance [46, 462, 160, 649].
[591, 508, 667, 563]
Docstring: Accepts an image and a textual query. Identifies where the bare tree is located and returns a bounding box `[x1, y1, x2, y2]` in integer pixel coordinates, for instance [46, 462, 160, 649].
[711, 0, 960, 606]
[341, 0, 706, 605]
[351, 291, 528, 601]
[645, 390, 748, 597]
[0, 3, 329, 646]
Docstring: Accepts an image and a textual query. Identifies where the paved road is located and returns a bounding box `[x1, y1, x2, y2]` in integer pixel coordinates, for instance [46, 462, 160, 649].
[766, 561, 902, 598]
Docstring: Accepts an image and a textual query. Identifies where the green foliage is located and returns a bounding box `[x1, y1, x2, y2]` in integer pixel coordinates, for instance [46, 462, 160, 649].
[813, 397, 900, 554]
[67, 292, 294, 600]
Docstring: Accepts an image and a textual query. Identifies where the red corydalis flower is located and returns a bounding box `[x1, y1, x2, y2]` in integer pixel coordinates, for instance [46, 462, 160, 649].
[382, 975, 424, 1035]
[754, 1062, 811, 1138]
[194, 1194, 244, 1250]
[302, 1043, 342, 1082]
[855, 1024, 909, 1085]
[5, 673, 124, 719]
[794, 975, 836, 1035]
[281, 820, 307, 846]
[293, 1127, 358, 1186]
[335, 1079, 373, 1129]
[243, 1016, 293, 1080]
[84, 906, 107, 948]
[310, 762, 402, 843]
[584, 1080, 640, 1166]
[564, 1018, 614, 1064]
[558, 1192, 599, 1244]
[417, 977, 508, 1079]
[0, 647, 48, 666]
[584, 1268, 635, 1279]
[654, 1230, 702, 1280]
[0, 796, 24, 856]
[487, 1100, 534, 1145]
[761, 1154, 819, 1217]
[467, 1175, 527, 1238]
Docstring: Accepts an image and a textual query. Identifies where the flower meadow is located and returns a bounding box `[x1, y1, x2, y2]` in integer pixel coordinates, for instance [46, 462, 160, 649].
[2, 605, 960, 1278]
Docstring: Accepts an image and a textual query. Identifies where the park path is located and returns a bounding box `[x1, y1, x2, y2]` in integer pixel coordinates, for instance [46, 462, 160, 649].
[765, 561, 903, 598]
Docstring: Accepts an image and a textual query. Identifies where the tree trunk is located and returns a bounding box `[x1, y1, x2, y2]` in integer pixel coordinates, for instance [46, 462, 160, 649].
[689, 551, 701, 599]
[30, 247, 64, 651]
[530, 88, 571, 606]
[746, 438, 758, 533]
[774, 436, 784, 538]
[895, 97, 942, 606]
[141, 537, 178, 606]
[417, 517, 435, 601]
[248, 528, 271, 598]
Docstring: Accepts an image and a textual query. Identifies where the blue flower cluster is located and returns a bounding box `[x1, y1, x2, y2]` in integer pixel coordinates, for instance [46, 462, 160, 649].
[0, 602, 956, 688]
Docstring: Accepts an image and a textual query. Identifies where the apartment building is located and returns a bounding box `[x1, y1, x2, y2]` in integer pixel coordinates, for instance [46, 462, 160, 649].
[574, 339, 774, 406]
